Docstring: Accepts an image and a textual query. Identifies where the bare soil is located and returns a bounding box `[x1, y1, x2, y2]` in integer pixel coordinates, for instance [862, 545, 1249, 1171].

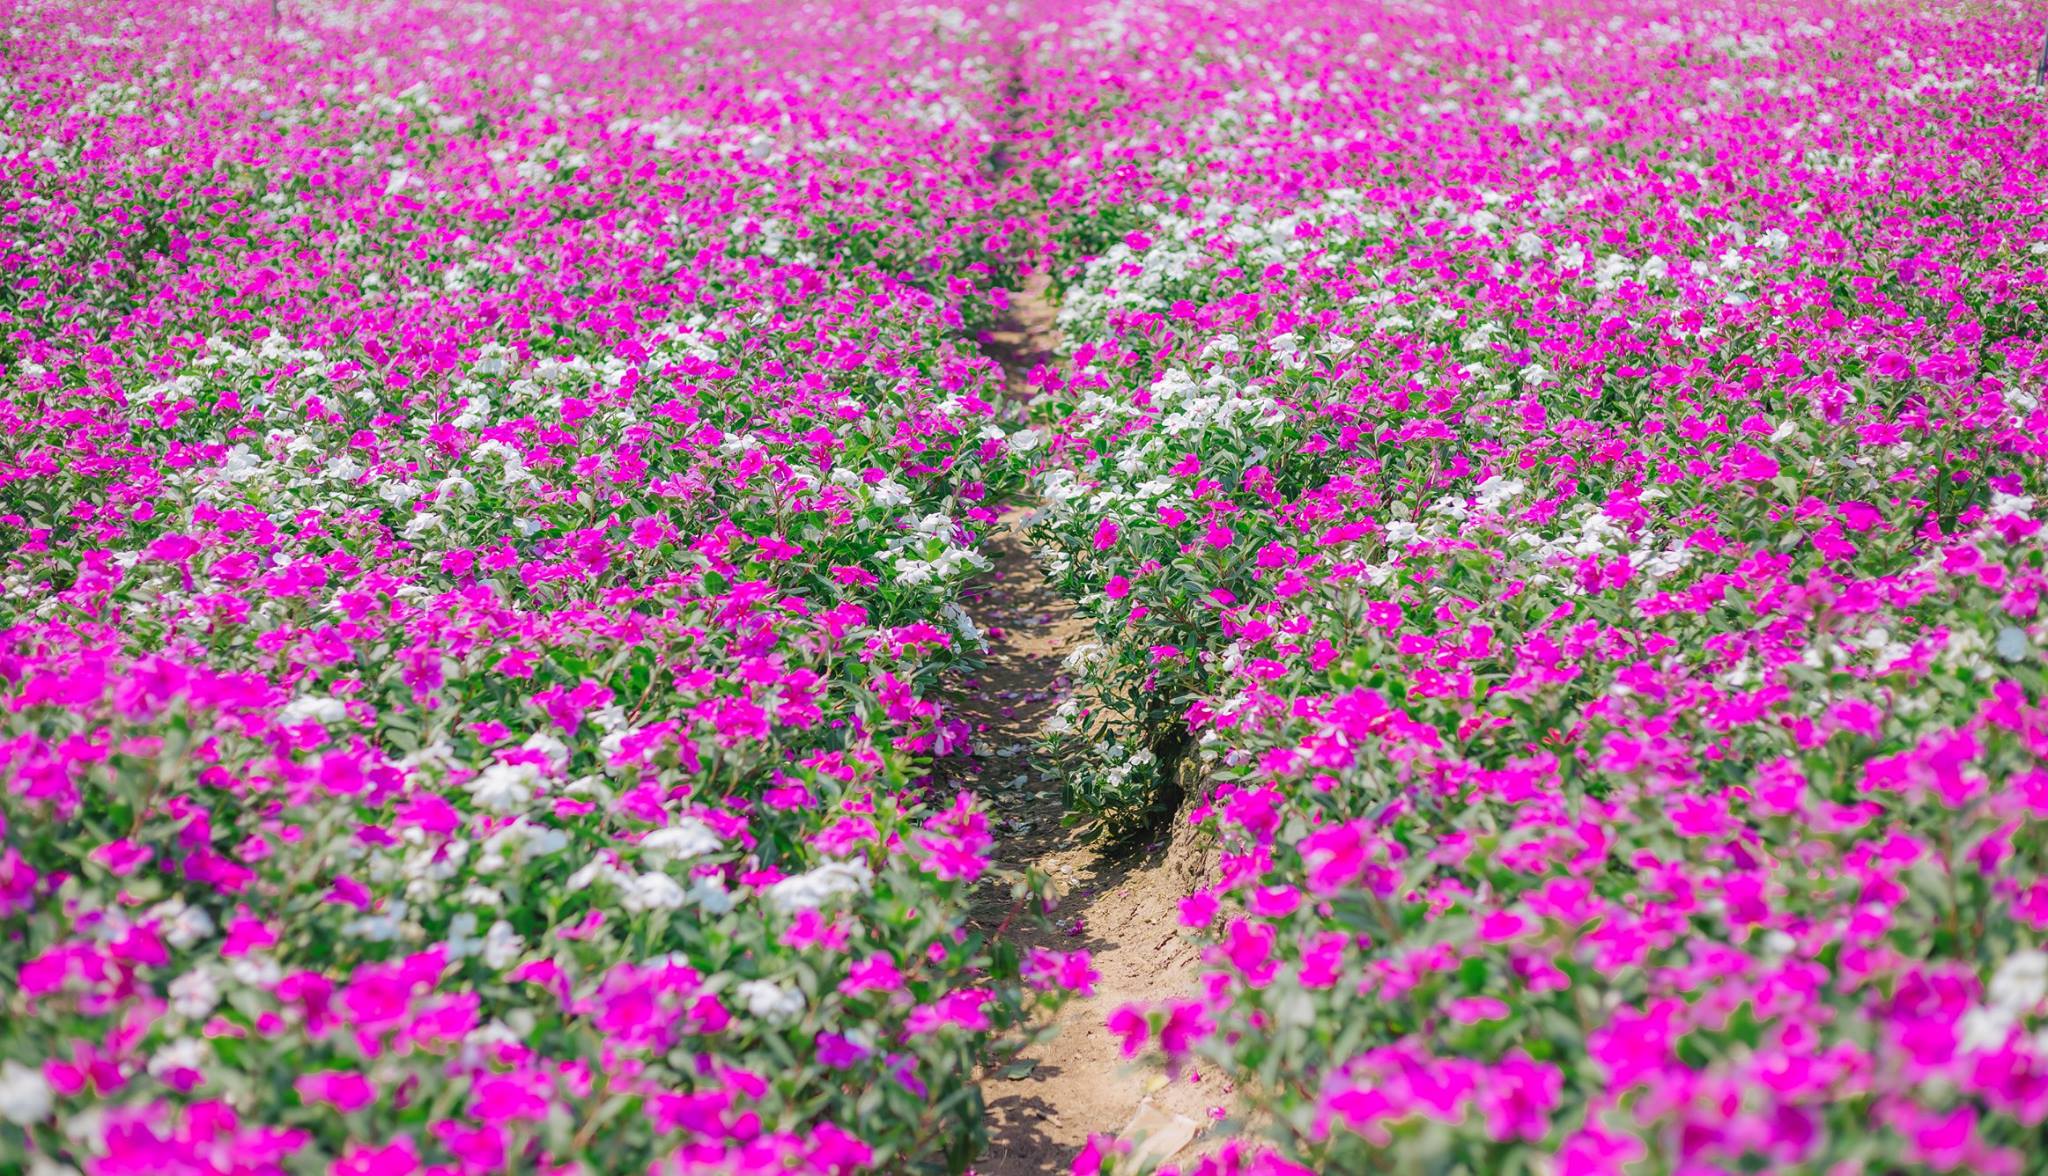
[947, 277, 1226, 1175]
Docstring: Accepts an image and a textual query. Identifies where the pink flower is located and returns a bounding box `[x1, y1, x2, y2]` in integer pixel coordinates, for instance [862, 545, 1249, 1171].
[817, 1032, 871, 1069]
[1072, 1135, 1129, 1176]
[906, 989, 993, 1035]
[1157, 1001, 1211, 1059]
[470, 1075, 549, 1123]
[332, 1138, 420, 1176]
[1295, 822, 1368, 894]
[88, 839, 152, 877]
[1838, 500, 1883, 531]
[1446, 997, 1510, 1024]
[0, 849, 39, 915]
[297, 1071, 377, 1114]
[144, 533, 200, 563]
[1026, 949, 1100, 997]
[1108, 1006, 1149, 1058]
[1180, 891, 1221, 927]
[220, 917, 278, 958]
[432, 1122, 505, 1171]
[1730, 446, 1780, 481]
[841, 955, 905, 996]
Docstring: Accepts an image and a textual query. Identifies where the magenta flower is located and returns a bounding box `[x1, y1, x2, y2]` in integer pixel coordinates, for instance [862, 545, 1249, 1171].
[296, 1072, 377, 1115]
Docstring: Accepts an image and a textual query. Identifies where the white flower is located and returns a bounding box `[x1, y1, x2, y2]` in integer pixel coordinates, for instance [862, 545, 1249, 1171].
[276, 696, 348, 727]
[341, 911, 405, 943]
[735, 979, 805, 1023]
[0, 1061, 53, 1125]
[1273, 987, 1317, 1029]
[482, 920, 523, 969]
[523, 731, 570, 769]
[471, 441, 529, 483]
[1989, 950, 2048, 1015]
[941, 602, 987, 653]
[764, 860, 873, 914]
[227, 952, 283, 987]
[399, 839, 468, 890]
[148, 899, 215, 950]
[1992, 492, 2036, 521]
[168, 968, 221, 1019]
[567, 857, 628, 892]
[447, 912, 483, 957]
[622, 872, 687, 913]
[475, 820, 570, 873]
[894, 557, 936, 586]
[376, 479, 424, 506]
[640, 820, 722, 864]
[1997, 626, 2031, 663]
[687, 875, 736, 915]
[469, 762, 539, 813]
[1643, 545, 1694, 581]
[454, 391, 496, 423]
[1960, 1006, 2015, 1053]
[1060, 643, 1102, 674]
[1427, 495, 1469, 522]
[461, 885, 505, 908]
[1473, 476, 1526, 514]
[1041, 703, 1076, 737]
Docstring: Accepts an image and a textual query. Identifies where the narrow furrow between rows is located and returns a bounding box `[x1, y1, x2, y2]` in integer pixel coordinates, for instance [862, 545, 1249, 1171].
[947, 55, 1217, 1176]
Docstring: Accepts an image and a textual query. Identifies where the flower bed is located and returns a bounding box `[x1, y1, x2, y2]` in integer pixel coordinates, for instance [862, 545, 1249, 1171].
[0, 1, 1089, 1172]
[10, 0, 2048, 1171]
[1019, 2, 2048, 1171]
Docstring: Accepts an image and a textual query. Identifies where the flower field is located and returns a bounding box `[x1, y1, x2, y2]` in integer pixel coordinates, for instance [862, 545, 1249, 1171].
[2, 0, 2047, 1173]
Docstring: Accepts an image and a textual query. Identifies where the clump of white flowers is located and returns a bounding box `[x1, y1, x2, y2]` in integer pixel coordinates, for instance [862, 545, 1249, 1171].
[765, 860, 875, 914]
[0, 1061, 53, 1125]
[735, 979, 806, 1023]
[1959, 949, 2048, 1053]
[276, 695, 349, 727]
[468, 761, 540, 813]
[639, 819, 723, 863]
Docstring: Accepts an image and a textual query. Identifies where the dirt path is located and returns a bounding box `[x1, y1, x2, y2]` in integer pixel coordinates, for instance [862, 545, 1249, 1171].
[951, 276, 1222, 1175]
